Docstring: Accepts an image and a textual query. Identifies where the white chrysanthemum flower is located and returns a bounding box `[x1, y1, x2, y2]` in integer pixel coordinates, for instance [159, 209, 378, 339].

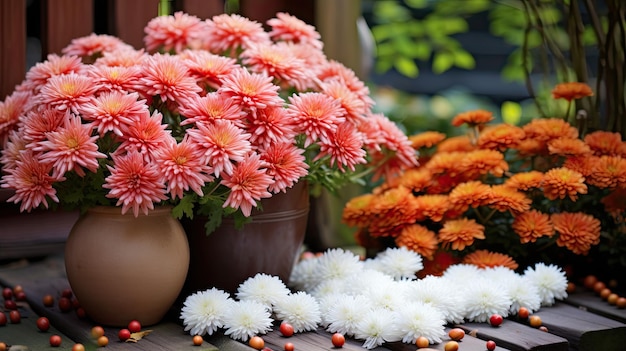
[316, 248, 364, 283]
[340, 269, 394, 296]
[180, 288, 233, 336]
[461, 277, 511, 322]
[324, 293, 372, 337]
[273, 291, 322, 333]
[507, 275, 541, 314]
[222, 300, 273, 341]
[481, 266, 518, 282]
[404, 276, 466, 324]
[310, 277, 348, 300]
[442, 264, 482, 286]
[371, 246, 423, 280]
[236, 273, 290, 308]
[289, 256, 322, 292]
[394, 301, 446, 344]
[366, 282, 405, 311]
[354, 308, 403, 349]
[523, 262, 568, 306]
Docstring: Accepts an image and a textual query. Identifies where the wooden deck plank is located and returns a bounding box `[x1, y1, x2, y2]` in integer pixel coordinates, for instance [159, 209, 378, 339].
[456, 320, 569, 351]
[564, 290, 626, 323]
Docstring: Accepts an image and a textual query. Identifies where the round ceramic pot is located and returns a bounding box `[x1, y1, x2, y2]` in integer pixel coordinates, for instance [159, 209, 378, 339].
[183, 181, 309, 294]
[64, 206, 189, 327]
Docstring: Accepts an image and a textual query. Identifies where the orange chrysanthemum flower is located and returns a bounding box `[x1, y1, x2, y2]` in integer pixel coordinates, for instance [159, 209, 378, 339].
[368, 186, 419, 237]
[462, 250, 519, 270]
[601, 188, 626, 218]
[477, 123, 525, 151]
[438, 218, 485, 251]
[414, 194, 450, 222]
[489, 185, 532, 214]
[551, 82, 593, 101]
[451, 109, 494, 127]
[436, 135, 475, 153]
[448, 180, 492, 212]
[562, 155, 595, 178]
[342, 193, 377, 228]
[425, 151, 467, 177]
[512, 210, 554, 243]
[584, 130, 624, 156]
[586, 155, 626, 189]
[391, 168, 432, 193]
[515, 138, 547, 157]
[547, 137, 591, 157]
[395, 224, 439, 260]
[409, 131, 447, 149]
[542, 167, 587, 201]
[504, 171, 544, 191]
[522, 118, 579, 143]
[463, 149, 508, 178]
[552, 212, 601, 255]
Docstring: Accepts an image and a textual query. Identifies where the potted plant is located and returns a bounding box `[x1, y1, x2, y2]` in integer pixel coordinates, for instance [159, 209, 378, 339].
[0, 11, 418, 324]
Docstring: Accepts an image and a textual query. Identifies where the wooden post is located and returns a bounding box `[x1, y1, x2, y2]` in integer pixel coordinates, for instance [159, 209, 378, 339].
[111, 0, 159, 49]
[179, 0, 225, 19]
[0, 0, 27, 100]
[41, 0, 94, 55]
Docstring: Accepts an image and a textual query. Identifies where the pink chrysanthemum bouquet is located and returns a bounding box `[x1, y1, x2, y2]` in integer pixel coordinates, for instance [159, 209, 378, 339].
[0, 12, 418, 234]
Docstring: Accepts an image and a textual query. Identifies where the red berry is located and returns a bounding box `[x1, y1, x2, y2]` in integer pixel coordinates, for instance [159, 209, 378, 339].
[0, 312, 7, 326]
[118, 328, 131, 341]
[331, 333, 345, 348]
[486, 340, 497, 351]
[50, 334, 62, 347]
[489, 314, 503, 327]
[12, 285, 23, 295]
[3, 299, 17, 310]
[284, 342, 295, 351]
[14, 291, 26, 302]
[279, 322, 294, 337]
[37, 316, 51, 332]
[9, 310, 20, 324]
[61, 288, 73, 299]
[128, 319, 142, 333]
[71, 344, 86, 351]
[518, 307, 530, 319]
[58, 297, 72, 312]
[43, 294, 55, 307]
[2, 287, 12, 300]
[75, 307, 86, 319]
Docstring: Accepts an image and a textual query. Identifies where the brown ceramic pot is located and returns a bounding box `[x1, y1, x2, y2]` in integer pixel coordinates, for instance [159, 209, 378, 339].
[183, 181, 309, 294]
[64, 206, 189, 327]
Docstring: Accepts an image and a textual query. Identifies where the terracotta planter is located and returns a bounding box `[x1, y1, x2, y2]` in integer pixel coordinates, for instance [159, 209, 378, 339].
[183, 181, 309, 294]
[64, 206, 189, 327]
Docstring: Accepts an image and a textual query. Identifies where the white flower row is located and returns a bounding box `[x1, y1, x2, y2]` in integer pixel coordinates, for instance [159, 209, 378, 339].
[180, 247, 568, 349]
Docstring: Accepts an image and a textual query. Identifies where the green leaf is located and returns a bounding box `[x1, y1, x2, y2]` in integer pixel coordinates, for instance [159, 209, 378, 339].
[395, 57, 419, 77]
[432, 51, 454, 74]
[172, 194, 196, 220]
[501, 101, 522, 125]
[413, 41, 432, 61]
[453, 50, 475, 69]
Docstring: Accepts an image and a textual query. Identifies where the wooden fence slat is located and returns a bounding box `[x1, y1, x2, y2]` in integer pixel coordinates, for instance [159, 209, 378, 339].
[0, 0, 27, 100]
[42, 0, 94, 55]
[112, 0, 159, 49]
[179, 0, 225, 20]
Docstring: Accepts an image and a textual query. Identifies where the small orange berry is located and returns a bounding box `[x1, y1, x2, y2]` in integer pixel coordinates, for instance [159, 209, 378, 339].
[529, 315, 542, 328]
[192, 335, 203, 346]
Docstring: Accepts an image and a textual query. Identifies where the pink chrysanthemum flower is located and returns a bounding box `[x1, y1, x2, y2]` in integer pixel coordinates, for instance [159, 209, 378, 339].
[0, 131, 27, 170]
[218, 67, 283, 117]
[261, 142, 309, 193]
[178, 92, 246, 128]
[241, 42, 310, 91]
[62, 33, 133, 58]
[317, 60, 375, 110]
[186, 119, 252, 178]
[38, 72, 99, 115]
[144, 11, 206, 53]
[288, 42, 328, 75]
[95, 48, 147, 68]
[80, 91, 149, 136]
[221, 152, 273, 216]
[134, 53, 202, 104]
[180, 50, 238, 90]
[117, 110, 171, 160]
[35, 115, 106, 178]
[246, 106, 296, 150]
[315, 122, 366, 172]
[0, 90, 31, 146]
[203, 13, 270, 54]
[88, 65, 143, 94]
[287, 92, 346, 147]
[21, 54, 84, 93]
[321, 80, 368, 126]
[1, 150, 59, 212]
[103, 150, 168, 217]
[21, 108, 70, 147]
[153, 136, 214, 200]
[267, 12, 323, 49]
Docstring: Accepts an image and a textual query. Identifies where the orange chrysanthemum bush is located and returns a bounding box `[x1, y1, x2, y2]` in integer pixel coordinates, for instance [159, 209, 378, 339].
[0, 12, 418, 234]
[343, 87, 626, 278]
